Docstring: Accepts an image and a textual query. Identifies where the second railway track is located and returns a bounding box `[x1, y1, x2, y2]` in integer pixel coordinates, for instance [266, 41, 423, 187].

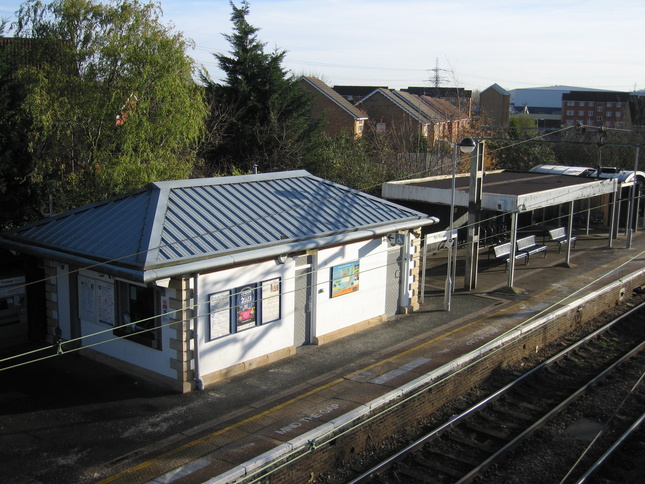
[345, 301, 645, 484]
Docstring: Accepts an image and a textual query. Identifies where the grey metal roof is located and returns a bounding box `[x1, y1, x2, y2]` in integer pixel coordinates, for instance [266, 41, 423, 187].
[2, 171, 437, 279]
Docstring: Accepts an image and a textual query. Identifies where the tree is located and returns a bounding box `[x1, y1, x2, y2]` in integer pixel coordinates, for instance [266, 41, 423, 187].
[7, 0, 206, 219]
[0, 23, 41, 230]
[489, 115, 556, 171]
[201, 0, 321, 174]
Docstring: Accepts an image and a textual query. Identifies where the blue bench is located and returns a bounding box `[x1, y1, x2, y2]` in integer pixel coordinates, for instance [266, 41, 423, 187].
[517, 235, 547, 262]
[492, 242, 528, 272]
[548, 227, 576, 253]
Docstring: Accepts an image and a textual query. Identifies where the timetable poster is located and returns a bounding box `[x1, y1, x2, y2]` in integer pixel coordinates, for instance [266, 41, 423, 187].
[209, 291, 230, 340]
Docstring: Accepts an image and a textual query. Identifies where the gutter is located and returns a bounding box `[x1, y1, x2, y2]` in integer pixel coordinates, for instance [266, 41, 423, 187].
[1, 217, 438, 284]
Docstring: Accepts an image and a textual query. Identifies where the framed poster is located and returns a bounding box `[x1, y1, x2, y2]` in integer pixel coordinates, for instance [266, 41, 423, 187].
[97, 281, 115, 326]
[235, 284, 257, 331]
[209, 291, 230, 340]
[79, 275, 96, 322]
[331, 261, 360, 298]
[261, 278, 281, 323]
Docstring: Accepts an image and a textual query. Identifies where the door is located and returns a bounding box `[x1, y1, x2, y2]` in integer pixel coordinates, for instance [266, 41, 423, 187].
[385, 247, 402, 318]
[293, 256, 313, 346]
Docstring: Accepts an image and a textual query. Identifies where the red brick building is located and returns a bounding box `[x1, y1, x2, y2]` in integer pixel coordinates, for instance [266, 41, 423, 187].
[561, 91, 632, 128]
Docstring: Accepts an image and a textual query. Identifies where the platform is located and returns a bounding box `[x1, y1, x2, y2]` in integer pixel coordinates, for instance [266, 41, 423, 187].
[1, 231, 644, 484]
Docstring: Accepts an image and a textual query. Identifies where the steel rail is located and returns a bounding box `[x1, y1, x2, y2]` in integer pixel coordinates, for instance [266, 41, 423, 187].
[348, 301, 645, 484]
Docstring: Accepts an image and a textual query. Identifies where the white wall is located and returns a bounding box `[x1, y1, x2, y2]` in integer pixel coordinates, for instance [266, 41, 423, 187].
[197, 259, 295, 376]
[74, 269, 177, 379]
[314, 237, 389, 338]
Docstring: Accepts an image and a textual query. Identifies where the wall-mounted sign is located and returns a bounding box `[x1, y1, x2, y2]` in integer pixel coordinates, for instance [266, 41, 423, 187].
[331, 261, 360, 298]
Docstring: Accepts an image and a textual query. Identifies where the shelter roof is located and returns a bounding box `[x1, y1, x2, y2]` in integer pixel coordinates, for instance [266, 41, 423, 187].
[2, 171, 437, 282]
[383, 170, 617, 213]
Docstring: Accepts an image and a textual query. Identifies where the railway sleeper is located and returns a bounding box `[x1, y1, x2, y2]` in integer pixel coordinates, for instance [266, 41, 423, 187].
[416, 456, 466, 479]
[465, 421, 514, 440]
[395, 464, 437, 483]
[510, 383, 556, 404]
[428, 447, 482, 467]
[504, 394, 547, 412]
[410, 455, 447, 483]
[476, 410, 526, 430]
[450, 432, 498, 453]
[498, 405, 540, 421]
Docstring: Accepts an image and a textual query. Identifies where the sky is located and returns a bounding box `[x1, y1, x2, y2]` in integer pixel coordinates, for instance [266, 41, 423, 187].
[1, 0, 644, 93]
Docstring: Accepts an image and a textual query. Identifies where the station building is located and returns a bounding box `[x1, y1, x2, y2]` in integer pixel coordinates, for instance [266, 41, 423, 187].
[0, 171, 438, 392]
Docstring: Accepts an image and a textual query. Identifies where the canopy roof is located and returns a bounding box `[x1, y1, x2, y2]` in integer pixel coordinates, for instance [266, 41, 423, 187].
[383, 170, 618, 213]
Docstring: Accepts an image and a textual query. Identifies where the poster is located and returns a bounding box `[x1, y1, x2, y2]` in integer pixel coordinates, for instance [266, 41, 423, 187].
[79, 276, 96, 322]
[235, 285, 257, 331]
[97, 281, 115, 326]
[209, 291, 230, 340]
[261, 278, 280, 323]
[160, 295, 170, 326]
[331, 261, 360, 298]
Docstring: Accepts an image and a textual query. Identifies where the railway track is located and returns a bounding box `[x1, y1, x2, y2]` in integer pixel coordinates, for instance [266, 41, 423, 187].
[347, 301, 645, 484]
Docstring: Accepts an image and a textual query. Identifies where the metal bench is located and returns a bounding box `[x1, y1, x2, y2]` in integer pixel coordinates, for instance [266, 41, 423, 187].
[516, 235, 547, 262]
[548, 227, 576, 253]
[491, 242, 528, 272]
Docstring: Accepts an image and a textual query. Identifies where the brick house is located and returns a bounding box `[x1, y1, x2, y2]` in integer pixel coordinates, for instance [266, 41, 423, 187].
[480, 83, 511, 126]
[356, 88, 465, 146]
[561, 91, 632, 128]
[300, 76, 368, 138]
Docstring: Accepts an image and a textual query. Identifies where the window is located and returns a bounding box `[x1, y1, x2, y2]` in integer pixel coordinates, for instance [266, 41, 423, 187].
[566, 110, 574, 116]
[567, 101, 575, 106]
[616, 112, 622, 118]
[607, 102, 613, 107]
[616, 102, 622, 107]
[606, 111, 612, 117]
[578, 110, 585, 116]
[588, 111, 594, 116]
[208, 278, 282, 340]
[596, 116, 603, 122]
[597, 106, 604, 112]
[114, 282, 161, 349]
[579, 101, 585, 106]
[588, 101, 595, 106]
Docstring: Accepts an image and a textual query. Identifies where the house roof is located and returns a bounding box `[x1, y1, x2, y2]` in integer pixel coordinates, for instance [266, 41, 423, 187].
[301, 77, 368, 119]
[483, 83, 511, 96]
[403, 87, 472, 99]
[2, 171, 437, 282]
[358, 89, 440, 124]
[562, 91, 632, 102]
[418, 96, 468, 121]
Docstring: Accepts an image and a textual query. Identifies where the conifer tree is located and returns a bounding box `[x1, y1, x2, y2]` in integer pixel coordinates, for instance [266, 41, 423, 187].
[202, 0, 321, 174]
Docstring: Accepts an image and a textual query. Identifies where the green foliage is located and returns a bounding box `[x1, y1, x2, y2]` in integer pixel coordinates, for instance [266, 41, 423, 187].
[6, 0, 207, 221]
[306, 132, 412, 195]
[490, 115, 556, 171]
[201, 0, 322, 175]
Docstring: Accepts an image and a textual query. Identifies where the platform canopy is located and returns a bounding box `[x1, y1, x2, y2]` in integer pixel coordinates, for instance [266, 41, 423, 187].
[382, 169, 618, 214]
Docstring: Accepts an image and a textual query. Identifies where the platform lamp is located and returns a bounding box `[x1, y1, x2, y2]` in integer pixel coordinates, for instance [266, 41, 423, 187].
[444, 137, 477, 311]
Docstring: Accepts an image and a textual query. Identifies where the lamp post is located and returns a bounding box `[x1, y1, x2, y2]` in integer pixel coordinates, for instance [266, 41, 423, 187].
[445, 137, 477, 311]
